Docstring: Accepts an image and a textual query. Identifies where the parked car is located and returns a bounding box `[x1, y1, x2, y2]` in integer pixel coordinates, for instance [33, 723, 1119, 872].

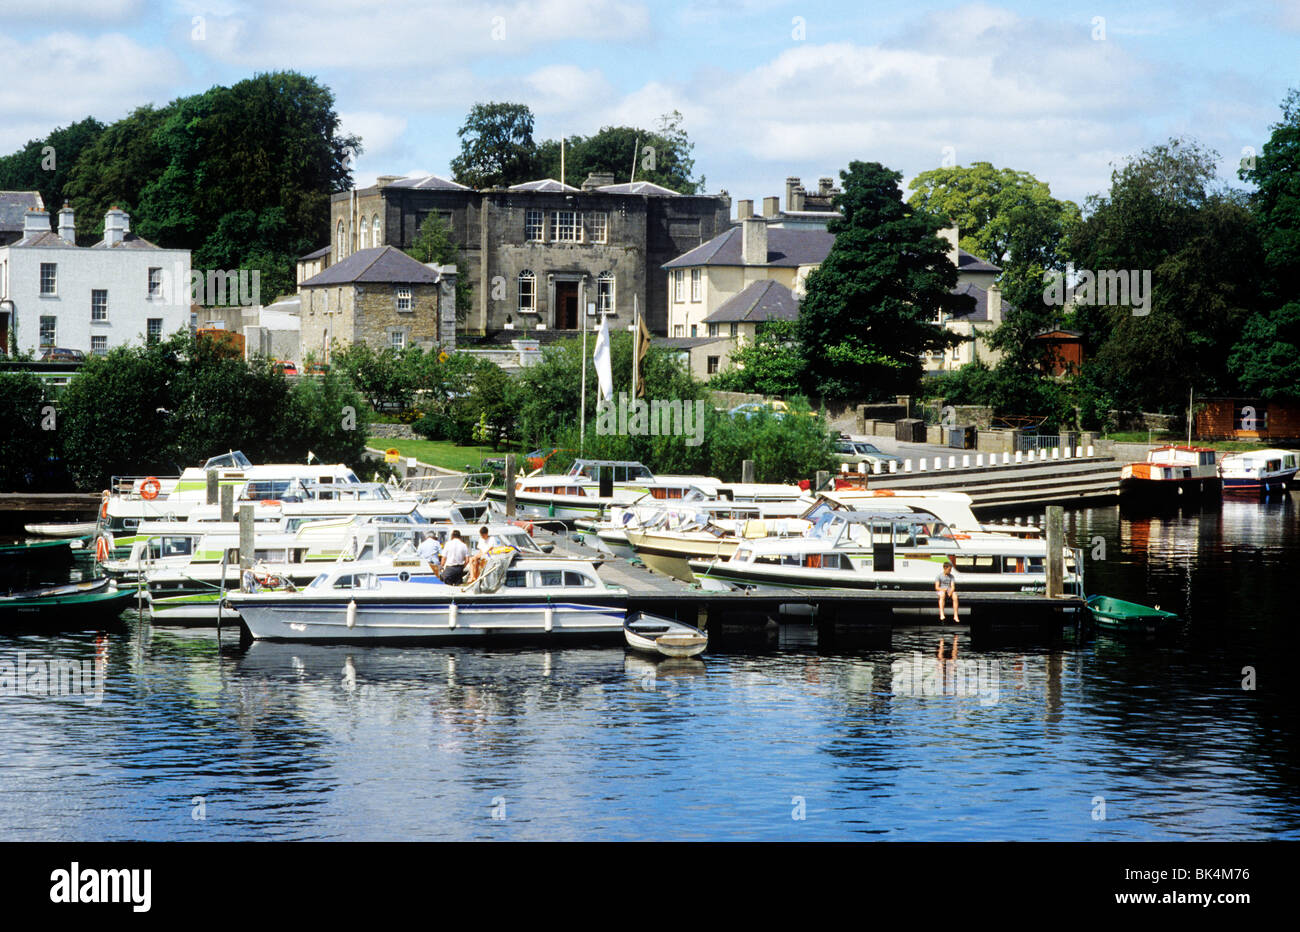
[834, 439, 902, 469]
[305, 362, 329, 375]
[274, 359, 298, 376]
[40, 347, 86, 363]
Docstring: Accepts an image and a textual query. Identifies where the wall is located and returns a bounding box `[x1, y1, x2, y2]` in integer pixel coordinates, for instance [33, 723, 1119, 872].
[1195, 398, 1300, 441]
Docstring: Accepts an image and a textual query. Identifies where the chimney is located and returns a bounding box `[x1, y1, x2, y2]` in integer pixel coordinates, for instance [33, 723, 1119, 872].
[741, 217, 768, 266]
[22, 208, 48, 239]
[785, 177, 801, 212]
[104, 207, 130, 247]
[737, 199, 753, 220]
[58, 204, 75, 243]
[762, 196, 780, 218]
[818, 177, 835, 196]
[938, 224, 960, 268]
[791, 185, 806, 212]
[582, 171, 615, 191]
[987, 283, 1002, 325]
[375, 175, 402, 189]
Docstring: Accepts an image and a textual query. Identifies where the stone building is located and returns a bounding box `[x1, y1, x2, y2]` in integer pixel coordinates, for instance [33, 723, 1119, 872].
[327, 172, 731, 336]
[297, 246, 457, 362]
[0, 192, 45, 246]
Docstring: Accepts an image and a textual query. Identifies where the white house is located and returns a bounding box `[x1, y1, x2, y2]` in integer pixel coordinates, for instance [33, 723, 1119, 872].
[0, 205, 191, 356]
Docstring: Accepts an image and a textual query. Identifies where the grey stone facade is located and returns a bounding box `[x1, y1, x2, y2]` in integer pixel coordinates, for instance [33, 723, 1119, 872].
[330, 175, 731, 335]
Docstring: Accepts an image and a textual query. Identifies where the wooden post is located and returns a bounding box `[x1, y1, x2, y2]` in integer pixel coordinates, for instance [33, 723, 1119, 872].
[239, 504, 255, 572]
[504, 453, 517, 518]
[1045, 505, 1064, 599]
[742, 459, 755, 484]
[206, 469, 219, 505]
[815, 469, 829, 491]
[220, 484, 234, 522]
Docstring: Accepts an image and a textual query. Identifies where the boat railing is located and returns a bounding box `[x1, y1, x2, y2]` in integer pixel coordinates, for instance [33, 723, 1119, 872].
[109, 474, 180, 497]
[395, 472, 493, 502]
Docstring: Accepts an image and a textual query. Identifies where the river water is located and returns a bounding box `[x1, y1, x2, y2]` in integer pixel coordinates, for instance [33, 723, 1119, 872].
[0, 500, 1296, 841]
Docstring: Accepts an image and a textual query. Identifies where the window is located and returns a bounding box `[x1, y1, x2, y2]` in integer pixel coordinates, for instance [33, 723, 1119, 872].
[587, 212, 607, 244]
[372, 214, 381, 248]
[525, 209, 544, 242]
[730, 322, 738, 337]
[39, 316, 55, 346]
[360, 217, 368, 248]
[707, 355, 720, 375]
[673, 269, 684, 302]
[390, 330, 406, 350]
[518, 269, 537, 314]
[690, 268, 701, 302]
[91, 289, 108, 321]
[707, 323, 718, 337]
[396, 288, 413, 312]
[504, 570, 529, 588]
[91, 335, 107, 356]
[596, 272, 615, 315]
[538, 570, 564, 587]
[550, 210, 577, 242]
[563, 571, 594, 587]
[40, 263, 57, 295]
[336, 220, 346, 261]
[674, 324, 684, 337]
[146, 319, 162, 343]
[690, 324, 697, 337]
[148, 267, 162, 298]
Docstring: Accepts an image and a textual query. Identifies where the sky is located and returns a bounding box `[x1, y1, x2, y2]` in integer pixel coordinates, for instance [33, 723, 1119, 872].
[1, 0, 1297, 207]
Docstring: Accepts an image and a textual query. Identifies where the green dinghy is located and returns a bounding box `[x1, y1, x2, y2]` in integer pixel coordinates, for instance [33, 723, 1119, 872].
[0, 580, 136, 629]
[1085, 594, 1179, 634]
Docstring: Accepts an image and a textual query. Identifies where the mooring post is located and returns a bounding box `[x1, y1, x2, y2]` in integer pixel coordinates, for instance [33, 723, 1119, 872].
[742, 459, 755, 484]
[206, 469, 219, 505]
[220, 484, 234, 522]
[504, 453, 517, 518]
[1045, 505, 1064, 599]
[239, 505, 254, 572]
[815, 469, 829, 491]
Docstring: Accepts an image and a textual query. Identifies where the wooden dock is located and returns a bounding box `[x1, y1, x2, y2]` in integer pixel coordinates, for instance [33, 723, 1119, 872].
[0, 492, 100, 514]
[534, 528, 1083, 643]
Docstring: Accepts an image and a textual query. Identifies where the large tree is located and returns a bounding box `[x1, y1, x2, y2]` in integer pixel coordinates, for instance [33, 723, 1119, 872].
[62, 104, 175, 241]
[0, 117, 105, 229]
[907, 162, 1080, 369]
[536, 111, 703, 193]
[449, 102, 539, 189]
[796, 161, 971, 400]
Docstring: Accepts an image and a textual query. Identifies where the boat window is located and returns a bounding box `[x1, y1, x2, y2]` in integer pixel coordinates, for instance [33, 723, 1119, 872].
[755, 554, 782, 564]
[538, 570, 564, 587]
[563, 571, 594, 587]
[504, 570, 529, 588]
[1027, 556, 1044, 572]
[953, 555, 998, 572]
[123, 518, 140, 530]
[822, 553, 845, 570]
[333, 573, 375, 590]
[782, 554, 801, 565]
[1003, 556, 1026, 573]
[803, 553, 823, 568]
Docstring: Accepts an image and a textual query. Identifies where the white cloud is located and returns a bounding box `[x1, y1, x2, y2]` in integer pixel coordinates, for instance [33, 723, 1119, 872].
[0, 0, 145, 23]
[339, 112, 408, 161]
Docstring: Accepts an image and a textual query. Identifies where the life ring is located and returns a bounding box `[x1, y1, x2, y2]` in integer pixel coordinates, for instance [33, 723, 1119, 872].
[872, 489, 895, 497]
[95, 536, 109, 561]
[99, 491, 109, 519]
[140, 477, 161, 500]
[263, 500, 282, 507]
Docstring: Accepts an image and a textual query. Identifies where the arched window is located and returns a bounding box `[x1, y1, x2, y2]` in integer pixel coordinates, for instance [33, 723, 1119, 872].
[596, 271, 615, 315]
[359, 217, 368, 249]
[336, 220, 345, 261]
[372, 214, 382, 248]
[518, 269, 536, 314]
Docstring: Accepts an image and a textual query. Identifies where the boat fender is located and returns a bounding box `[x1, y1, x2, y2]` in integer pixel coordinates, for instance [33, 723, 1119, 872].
[346, 599, 357, 629]
[544, 605, 554, 633]
[95, 535, 109, 562]
[140, 477, 162, 500]
[448, 602, 458, 629]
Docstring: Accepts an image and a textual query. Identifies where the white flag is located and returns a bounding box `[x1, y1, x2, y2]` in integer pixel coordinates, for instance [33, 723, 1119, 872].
[593, 313, 613, 402]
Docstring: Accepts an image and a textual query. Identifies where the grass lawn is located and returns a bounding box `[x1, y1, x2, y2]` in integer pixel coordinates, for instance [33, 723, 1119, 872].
[1104, 431, 1269, 452]
[369, 437, 514, 472]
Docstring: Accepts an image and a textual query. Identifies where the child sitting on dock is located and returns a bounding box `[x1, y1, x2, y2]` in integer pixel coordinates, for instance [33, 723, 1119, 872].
[936, 561, 958, 622]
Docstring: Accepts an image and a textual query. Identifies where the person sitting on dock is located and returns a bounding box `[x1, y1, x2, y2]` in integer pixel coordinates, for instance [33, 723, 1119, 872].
[936, 561, 958, 622]
[440, 530, 470, 586]
[417, 531, 442, 573]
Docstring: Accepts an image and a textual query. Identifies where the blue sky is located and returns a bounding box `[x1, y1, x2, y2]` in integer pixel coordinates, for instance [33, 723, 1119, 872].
[1, 0, 1296, 207]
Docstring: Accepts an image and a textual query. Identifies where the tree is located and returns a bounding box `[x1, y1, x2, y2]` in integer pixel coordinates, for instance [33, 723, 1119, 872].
[450, 102, 539, 189]
[406, 213, 473, 322]
[907, 161, 1080, 369]
[0, 371, 59, 490]
[797, 161, 972, 400]
[1229, 302, 1300, 402]
[1240, 88, 1300, 291]
[62, 104, 174, 241]
[536, 112, 703, 193]
[708, 320, 805, 395]
[0, 117, 106, 230]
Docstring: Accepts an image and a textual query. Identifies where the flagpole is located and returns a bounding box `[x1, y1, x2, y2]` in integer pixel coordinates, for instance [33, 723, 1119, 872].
[631, 295, 639, 402]
[580, 302, 588, 454]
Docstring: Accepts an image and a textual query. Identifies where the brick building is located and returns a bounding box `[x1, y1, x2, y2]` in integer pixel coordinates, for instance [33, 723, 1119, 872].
[327, 172, 731, 336]
[298, 246, 457, 362]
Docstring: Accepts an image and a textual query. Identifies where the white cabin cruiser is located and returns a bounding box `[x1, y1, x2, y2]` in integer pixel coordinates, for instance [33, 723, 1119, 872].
[485, 460, 723, 522]
[1219, 448, 1299, 495]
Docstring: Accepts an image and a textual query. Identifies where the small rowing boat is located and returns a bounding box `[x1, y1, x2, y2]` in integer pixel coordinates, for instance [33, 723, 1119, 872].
[0, 581, 135, 628]
[23, 521, 99, 538]
[1085, 594, 1179, 635]
[623, 612, 708, 658]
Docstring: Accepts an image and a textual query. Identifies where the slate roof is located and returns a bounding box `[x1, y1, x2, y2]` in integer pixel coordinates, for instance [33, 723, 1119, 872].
[702, 279, 798, 324]
[958, 250, 1000, 274]
[947, 283, 1016, 323]
[658, 336, 731, 350]
[299, 246, 441, 287]
[382, 174, 470, 191]
[0, 192, 44, 231]
[299, 245, 331, 261]
[595, 181, 680, 196]
[14, 231, 74, 248]
[662, 225, 835, 269]
[508, 179, 580, 193]
[90, 232, 164, 250]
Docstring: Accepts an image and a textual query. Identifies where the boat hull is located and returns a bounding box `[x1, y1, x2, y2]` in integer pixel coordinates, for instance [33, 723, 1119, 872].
[688, 559, 1069, 593]
[23, 522, 99, 538]
[626, 531, 740, 582]
[0, 587, 136, 629]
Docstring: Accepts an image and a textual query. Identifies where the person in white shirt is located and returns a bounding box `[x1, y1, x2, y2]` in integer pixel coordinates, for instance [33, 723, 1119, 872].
[466, 526, 500, 583]
[440, 530, 470, 585]
[416, 531, 442, 572]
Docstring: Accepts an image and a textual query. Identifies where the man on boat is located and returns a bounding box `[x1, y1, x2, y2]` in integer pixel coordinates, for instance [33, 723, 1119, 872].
[465, 526, 503, 583]
[936, 561, 958, 622]
[417, 531, 442, 573]
[440, 530, 469, 585]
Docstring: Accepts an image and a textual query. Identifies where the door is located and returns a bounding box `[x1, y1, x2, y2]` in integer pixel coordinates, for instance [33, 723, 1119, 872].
[555, 281, 578, 329]
[0, 311, 7, 355]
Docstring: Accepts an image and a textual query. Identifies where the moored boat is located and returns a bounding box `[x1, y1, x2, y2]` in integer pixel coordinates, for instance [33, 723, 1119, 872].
[1219, 449, 1299, 495]
[1085, 594, 1179, 635]
[23, 521, 100, 538]
[623, 612, 708, 657]
[0, 580, 135, 628]
[1120, 445, 1220, 501]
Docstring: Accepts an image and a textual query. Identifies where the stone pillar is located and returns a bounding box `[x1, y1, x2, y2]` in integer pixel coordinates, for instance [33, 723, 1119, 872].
[438, 264, 458, 350]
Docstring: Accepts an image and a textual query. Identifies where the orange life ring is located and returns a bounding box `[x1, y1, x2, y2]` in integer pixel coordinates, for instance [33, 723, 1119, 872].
[263, 500, 282, 507]
[140, 477, 161, 500]
[95, 536, 109, 561]
[872, 489, 895, 497]
[100, 490, 109, 519]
